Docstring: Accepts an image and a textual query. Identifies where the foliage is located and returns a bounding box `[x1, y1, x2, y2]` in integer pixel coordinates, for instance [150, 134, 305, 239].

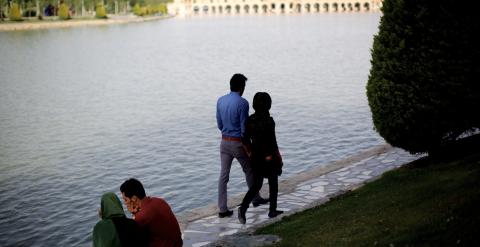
[257, 140, 480, 246]
[130, 0, 172, 8]
[157, 3, 167, 14]
[1, 0, 171, 19]
[9, 3, 22, 21]
[366, 0, 480, 153]
[133, 3, 143, 15]
[133, 3, 167, 16]
[22, 8, 36, 17]
[95, 3, 107, 18]
[1, 2, 5, 20]
[58, 3, 70, 19]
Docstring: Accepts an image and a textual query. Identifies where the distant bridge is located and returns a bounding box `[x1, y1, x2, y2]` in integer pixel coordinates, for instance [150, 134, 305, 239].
[167, 0, 383, 16]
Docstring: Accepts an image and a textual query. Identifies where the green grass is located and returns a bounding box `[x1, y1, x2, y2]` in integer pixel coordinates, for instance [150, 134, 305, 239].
[257, 139, 480, 246]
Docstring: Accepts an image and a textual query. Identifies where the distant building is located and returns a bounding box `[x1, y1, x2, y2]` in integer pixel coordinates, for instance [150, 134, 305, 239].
[168, 0, 383, 17]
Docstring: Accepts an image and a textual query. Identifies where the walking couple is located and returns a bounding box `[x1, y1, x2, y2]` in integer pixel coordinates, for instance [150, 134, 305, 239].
[217, 73, 284, 224]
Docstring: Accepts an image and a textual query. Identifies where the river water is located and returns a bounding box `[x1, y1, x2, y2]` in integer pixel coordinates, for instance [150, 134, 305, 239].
[0, 13, 383, 246]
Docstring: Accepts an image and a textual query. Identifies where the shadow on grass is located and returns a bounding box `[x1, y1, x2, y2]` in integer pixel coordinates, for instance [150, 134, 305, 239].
[257, 135, 480, 246]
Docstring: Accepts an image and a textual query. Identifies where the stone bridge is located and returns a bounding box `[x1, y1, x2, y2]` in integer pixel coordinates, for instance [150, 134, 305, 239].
[168, 0, 382, 16]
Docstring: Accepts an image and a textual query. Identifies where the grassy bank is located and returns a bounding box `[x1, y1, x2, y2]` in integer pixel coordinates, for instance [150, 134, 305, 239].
[257, 138, 480, 246]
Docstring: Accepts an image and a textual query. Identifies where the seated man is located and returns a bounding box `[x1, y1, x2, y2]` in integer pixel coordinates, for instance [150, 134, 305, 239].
[120, 178, 183, 247]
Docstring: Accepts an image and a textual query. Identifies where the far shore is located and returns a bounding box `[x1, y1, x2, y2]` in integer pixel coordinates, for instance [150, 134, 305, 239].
[0, 14, 172, 32]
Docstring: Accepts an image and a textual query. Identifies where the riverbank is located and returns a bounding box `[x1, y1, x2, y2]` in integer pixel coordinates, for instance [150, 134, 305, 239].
[0, 14, 171, 32]
[256, 136, 480, 246]
[177, 145, 420, 246]
[176, 144, 397, 228]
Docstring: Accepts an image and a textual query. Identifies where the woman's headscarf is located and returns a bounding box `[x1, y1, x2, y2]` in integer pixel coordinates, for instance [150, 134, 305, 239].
[100, 192, 125, 220]
[92, 192, 125, 247]
[93, 192, 147, 247]
[253, 92, 272, 114]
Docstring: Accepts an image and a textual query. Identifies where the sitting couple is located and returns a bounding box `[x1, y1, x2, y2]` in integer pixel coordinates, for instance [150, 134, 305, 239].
[217, 74, 284, 224]
[92, 178, 183, 247]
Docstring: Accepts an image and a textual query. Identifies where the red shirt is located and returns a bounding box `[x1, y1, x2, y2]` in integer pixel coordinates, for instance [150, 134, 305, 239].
[134, 197, 183, 247]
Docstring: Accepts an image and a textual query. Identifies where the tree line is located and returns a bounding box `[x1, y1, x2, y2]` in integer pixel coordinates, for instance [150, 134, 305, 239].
[0, 0, 171, 20]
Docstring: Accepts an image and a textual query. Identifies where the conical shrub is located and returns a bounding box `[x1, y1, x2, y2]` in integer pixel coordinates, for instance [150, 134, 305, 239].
[58, 3, 70, 20]
[95, 3, 107, 18]
[9, 3, 22, 21]
[367, 0, 480, 153]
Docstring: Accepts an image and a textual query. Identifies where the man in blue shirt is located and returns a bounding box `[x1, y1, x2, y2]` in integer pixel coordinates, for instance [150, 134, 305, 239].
[216, 73, 268, 218]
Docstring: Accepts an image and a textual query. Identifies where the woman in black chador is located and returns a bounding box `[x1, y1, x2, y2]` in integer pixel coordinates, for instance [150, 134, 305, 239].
[238, 92, 284, 224]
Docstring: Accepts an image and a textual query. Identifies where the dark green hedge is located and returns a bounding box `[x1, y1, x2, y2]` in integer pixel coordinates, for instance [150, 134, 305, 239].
[367, 0, 480, 154]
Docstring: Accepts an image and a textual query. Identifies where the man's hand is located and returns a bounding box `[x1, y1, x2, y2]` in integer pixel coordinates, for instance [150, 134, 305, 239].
[242, 145, 252, 157]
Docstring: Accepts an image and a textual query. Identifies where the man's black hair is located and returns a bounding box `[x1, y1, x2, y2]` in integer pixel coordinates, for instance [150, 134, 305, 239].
[120, 178, 146, 199]
[230, 73, 247, 92]
[253, 92, 272, 112]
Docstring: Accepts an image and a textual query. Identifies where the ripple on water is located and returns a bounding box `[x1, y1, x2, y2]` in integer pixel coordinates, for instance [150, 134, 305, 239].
[0, 14, 384, 246]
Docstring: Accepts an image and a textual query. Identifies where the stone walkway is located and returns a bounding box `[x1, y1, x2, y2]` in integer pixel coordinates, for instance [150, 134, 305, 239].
[181, 146, 421, 247]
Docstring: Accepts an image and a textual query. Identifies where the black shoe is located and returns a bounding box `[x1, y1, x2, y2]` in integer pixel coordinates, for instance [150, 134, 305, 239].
[252, 197, 269, 207]
[218, 210, 233, 218]
[268, 210, 283, 218]
[238, 207, 247, 224]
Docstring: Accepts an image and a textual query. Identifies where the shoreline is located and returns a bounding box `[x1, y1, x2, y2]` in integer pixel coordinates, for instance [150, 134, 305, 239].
[176, 144, 394, 231]
[181, 145, 421, 246]
[0, 15, 172, 32]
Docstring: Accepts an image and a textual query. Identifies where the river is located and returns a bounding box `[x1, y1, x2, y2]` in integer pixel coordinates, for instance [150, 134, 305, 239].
[0, 13, 383, 246]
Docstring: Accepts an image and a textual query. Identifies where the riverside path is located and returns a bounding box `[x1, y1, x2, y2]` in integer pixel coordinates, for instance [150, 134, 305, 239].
[176, 144, 421, 247]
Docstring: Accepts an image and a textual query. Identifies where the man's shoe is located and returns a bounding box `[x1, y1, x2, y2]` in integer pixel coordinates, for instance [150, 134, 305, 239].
[238, 207, 247, 224]
[218, 210, 233, 218]
[252, 197, 269, 207]
[268, 210, 283, 218]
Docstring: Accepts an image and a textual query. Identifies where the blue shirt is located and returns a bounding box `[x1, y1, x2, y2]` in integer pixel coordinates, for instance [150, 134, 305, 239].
[216, 92, 249, 138]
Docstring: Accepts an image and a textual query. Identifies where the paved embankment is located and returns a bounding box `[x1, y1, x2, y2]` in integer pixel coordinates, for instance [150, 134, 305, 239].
[0, 15, 170, 32]
[176, 144, 422, 247]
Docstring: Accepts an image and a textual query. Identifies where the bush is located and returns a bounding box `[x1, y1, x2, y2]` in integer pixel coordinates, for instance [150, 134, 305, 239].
[95, 3, 107, 18]
[9, 3, 22, 21]
[58, 3, 70, 20]
[158, 3, 167, 15]
[366, 0, 480, 154]
[133, 3, 167, 16]
[133, 3, 144, 16]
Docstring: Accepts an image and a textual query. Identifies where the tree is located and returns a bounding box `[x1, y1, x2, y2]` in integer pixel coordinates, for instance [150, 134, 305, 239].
[367, 0, 480, 154]
[34, 0, 40, 18]
[1, 0, 4, 21]
[58, 2, 69, 19]
[158, 2, 166, 14]
[9, 2, 22, 20]
[95, 2, 107, 18]
[132, 2, 142, 15]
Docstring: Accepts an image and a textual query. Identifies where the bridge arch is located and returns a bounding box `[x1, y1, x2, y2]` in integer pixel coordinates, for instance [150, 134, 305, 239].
[280, 3, 286, 13]
[168, 0, 382, 16]
[244, 5, 250, 13]
[363, 2, 370, 11]
[262, 4, 268, 13]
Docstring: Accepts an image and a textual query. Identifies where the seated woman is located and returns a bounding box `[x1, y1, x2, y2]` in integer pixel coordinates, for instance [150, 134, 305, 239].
[92, 192, 147, 247]
[238, 92, 284, 224]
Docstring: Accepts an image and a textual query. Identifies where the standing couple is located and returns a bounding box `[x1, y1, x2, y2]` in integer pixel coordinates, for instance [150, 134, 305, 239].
[216, 73, 284, 224]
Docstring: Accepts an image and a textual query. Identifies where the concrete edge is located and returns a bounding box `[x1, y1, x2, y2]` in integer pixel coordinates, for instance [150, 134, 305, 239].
[0, 15, 172, 32]
[176, 144, 393, 231]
